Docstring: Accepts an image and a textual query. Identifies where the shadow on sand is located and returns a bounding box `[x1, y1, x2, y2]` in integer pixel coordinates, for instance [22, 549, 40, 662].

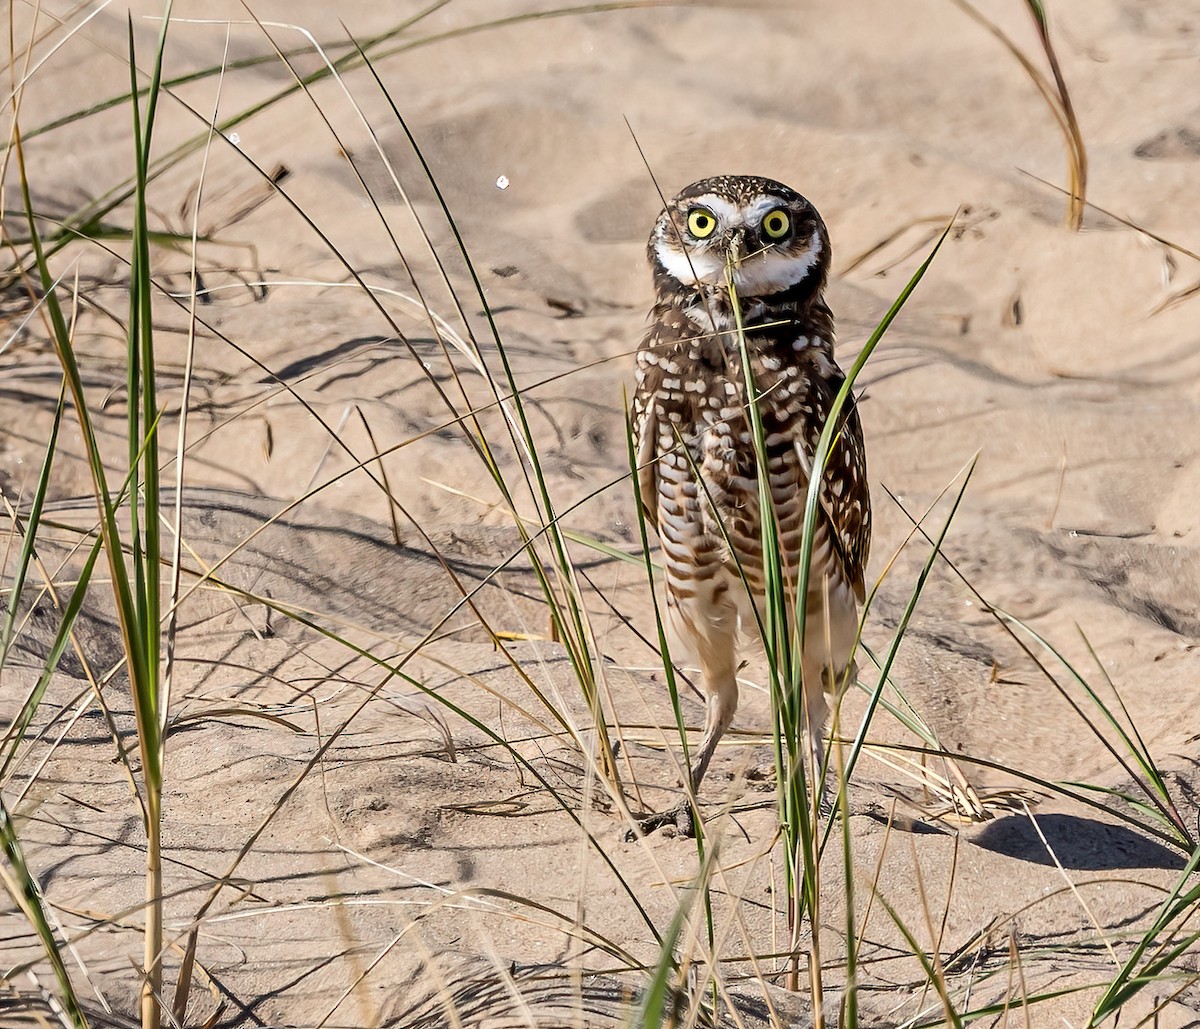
[972, 812, 1185, 871]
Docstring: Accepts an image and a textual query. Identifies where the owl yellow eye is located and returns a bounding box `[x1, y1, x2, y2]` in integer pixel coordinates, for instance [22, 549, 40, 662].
[686, 207, 717, 238]
[762, 209, 791, 240]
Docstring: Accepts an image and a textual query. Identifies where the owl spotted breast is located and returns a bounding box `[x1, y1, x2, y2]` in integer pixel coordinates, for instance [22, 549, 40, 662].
[630, 175, 871, 836]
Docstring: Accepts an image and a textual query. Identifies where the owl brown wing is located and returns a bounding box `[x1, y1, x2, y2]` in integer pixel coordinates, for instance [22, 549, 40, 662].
[829, 398, 872, 599]
[632, 346, 663, 527]
[795, 365, 872, 602]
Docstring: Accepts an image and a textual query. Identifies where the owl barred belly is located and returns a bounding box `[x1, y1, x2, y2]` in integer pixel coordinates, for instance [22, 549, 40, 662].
[630, 175, 871, 837]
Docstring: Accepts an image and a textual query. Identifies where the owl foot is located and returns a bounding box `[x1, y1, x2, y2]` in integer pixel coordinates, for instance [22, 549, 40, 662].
[819, 786, 835, 821]
[623, 800, 697, 841]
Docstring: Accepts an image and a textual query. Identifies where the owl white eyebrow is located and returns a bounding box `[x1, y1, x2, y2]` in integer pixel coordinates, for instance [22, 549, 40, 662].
[745, 195, 787, 223]
[690, 194, 741, 224]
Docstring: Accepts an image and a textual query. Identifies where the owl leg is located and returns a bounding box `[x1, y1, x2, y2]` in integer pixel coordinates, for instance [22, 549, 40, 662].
[679, 580, 741, 798]
[626, 580, 740, 840]
[801, 652, 833, 817]
[801, 579, 859, 818]
[687, 637, 740, 791]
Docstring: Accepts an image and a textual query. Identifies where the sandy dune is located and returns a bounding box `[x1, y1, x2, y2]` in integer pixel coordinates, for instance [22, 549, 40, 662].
[3, 1, 1200, 1025]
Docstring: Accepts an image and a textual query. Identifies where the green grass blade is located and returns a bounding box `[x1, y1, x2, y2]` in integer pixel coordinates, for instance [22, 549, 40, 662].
[1078, 629, 1186, 837]
[0, 798, 88, 1028]
[635, 899, 687, 1028]
[350, 42, 622, 785]
[912, 983, 1094, 1028]
[125, 9, 175, 1025]
[1089, 842, 1200, 1024]
[13, 126, 149, 732]
[0, 386, 64, 675]
[997, 609, 1193, 849]
[0, 534, 104, 784]
[875, 891, 963, 1029]
[794, 218, 955, 654]
[841, 458, 976, 792]
[623, 400, 716, 952]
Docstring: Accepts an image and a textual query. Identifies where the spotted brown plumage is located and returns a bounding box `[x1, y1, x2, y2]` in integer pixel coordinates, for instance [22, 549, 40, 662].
[630, 175, 871, 836]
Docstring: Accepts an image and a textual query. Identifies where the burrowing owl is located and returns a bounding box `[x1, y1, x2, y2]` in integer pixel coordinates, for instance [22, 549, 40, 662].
[631, 175, 871, 835]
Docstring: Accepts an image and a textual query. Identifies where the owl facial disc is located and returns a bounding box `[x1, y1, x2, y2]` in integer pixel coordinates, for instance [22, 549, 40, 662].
[650, 180, 829, 300]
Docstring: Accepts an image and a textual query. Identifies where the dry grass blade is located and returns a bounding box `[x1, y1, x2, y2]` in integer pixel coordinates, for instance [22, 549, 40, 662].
[838, 214, 957, 277]
[950, 0, 1087, 228]
[860, 743, 1001, 824]
[1024, 1, 1087, 228]
[165, 26, 229, 1027]
[1020, 801, 1119, 967]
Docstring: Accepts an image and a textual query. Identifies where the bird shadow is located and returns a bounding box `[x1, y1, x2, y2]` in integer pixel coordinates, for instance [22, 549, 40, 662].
[971, 812, 1185, 871]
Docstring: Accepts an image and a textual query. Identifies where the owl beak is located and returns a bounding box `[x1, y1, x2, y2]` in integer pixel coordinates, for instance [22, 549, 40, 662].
[723, 228, 748, 267]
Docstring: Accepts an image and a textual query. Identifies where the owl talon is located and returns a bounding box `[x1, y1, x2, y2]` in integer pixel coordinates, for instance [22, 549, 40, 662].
[819, 786, 836, 821]
[624, 800, 697, 841]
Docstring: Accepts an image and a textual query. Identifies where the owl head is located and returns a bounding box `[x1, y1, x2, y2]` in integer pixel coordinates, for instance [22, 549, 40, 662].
[648, 175, 830, 303]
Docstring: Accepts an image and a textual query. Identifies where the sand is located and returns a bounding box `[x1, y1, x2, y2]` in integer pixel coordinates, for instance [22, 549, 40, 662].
[2, 1, 1200, 1025]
